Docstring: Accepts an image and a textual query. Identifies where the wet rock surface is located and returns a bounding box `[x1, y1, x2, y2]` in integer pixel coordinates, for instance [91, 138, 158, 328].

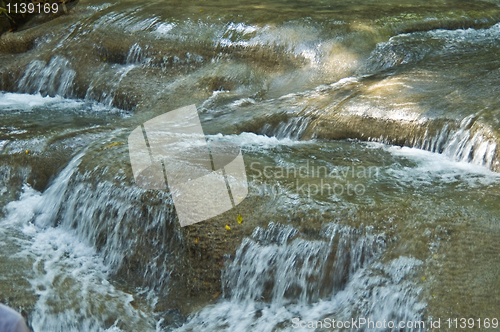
[1, 0, 500, 329]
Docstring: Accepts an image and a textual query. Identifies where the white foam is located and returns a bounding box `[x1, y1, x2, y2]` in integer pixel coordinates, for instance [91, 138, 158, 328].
[154, 22, 176, 35]
[0, 157, 157, 331]
[0, 92, 126, 115]
[368, 142, 500, 186]
[2, 184, 42, 233]
[231, 98, 256, 107]
[0, 92, 77, 110]
[208, 132, 311, 150]
[227, 22, 258, 35]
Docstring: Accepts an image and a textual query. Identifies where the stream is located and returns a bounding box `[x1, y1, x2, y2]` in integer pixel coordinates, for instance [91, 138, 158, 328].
[1, 0, 500, 331]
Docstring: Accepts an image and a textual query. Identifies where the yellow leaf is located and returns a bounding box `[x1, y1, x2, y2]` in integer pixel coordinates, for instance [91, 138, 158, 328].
[433, 254, 437, 259]
[225, 225, 231, 230]
[422, 277, 426, 281]
[102, 142, 122, 150]
[237, 214, 243, 224]
[25, 150, 29, 154]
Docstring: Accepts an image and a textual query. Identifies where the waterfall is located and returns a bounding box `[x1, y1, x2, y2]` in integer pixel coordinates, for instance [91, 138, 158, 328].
[175, 223, 425, 332]
[16, 56, 76, 98]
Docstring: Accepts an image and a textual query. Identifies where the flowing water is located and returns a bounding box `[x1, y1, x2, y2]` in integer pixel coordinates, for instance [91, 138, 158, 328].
[1, 0, 500, 331]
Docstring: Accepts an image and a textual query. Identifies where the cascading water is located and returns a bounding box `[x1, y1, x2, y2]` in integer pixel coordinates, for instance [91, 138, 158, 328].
[16, 56, 76, 98]
[175, 223, 425, 332]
